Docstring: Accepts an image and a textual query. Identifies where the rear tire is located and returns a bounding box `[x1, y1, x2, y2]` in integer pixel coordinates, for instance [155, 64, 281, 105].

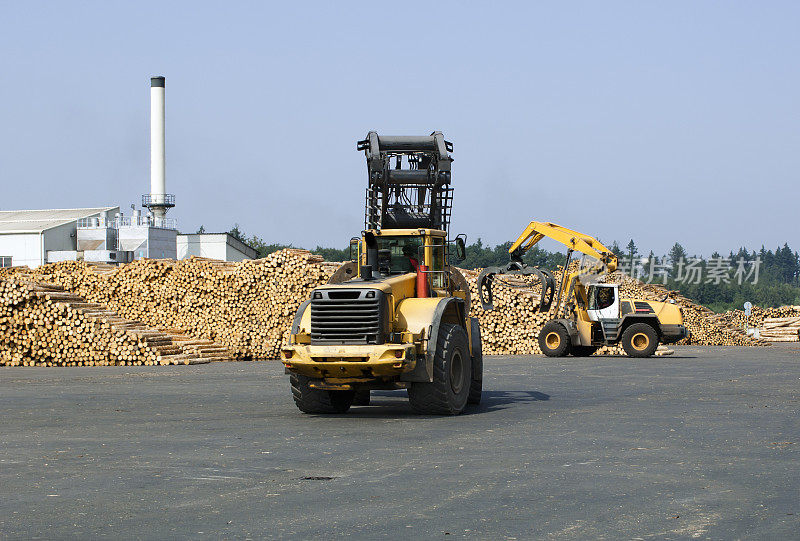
[468, 321, 483, 405]
[468, 377, 482, 405]
[290, 374, 355, 414]
[408, 323, 472, 415]
[538, 321, 572, 357]
[621, 323, 659, 358]
[352, 390, 370, 406]
[570, 346, 598, 357]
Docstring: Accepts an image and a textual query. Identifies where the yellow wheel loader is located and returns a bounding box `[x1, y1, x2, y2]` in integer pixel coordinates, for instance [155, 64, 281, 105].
[477, 221, 689, 358]
[281, 132, 482, 415]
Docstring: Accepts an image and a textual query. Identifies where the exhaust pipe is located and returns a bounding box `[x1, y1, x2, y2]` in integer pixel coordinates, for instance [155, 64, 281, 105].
[364, 232, 378, 277]
[360, 264, 373, 281]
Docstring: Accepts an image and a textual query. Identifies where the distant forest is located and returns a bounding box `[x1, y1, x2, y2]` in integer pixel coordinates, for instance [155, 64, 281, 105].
[220, 224, 800, 312]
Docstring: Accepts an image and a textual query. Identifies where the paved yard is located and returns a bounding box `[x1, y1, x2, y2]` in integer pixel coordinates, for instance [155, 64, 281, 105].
[1, 345, 798, 539]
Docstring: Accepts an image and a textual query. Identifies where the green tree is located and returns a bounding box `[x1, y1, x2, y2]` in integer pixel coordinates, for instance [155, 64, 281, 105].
[626, 239, 638, 259]
[229, 224, 245, 242]
[245, 233, 293, 258]
[312, 246, 351, 262]
[668, 242, 686, 265]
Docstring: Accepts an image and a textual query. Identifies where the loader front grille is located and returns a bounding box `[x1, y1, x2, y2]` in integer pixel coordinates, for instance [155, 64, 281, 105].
[310, 289, 386, 345]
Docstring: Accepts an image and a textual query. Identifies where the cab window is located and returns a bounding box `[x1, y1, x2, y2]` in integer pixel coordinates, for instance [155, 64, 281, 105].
[590, 286, 615, 310]
[428, 236, 446, 288]
[374, 236, 422, 275]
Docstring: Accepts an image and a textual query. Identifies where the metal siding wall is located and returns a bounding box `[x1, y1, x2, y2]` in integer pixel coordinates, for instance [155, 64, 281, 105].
[148, 228, 177, 259]
[0, 233, 43, 268]
[226, 241, 252, 262]
[43, 222, 78, 254]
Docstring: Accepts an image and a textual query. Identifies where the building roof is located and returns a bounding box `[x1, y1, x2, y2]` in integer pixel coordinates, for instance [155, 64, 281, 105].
[0, 207, 118, 234]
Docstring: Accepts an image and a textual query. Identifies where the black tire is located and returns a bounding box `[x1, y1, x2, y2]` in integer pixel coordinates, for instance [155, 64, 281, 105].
[621, 323, 659, 358]
[468, 377, 482, 405]
[538, 321, 572, 357]
[408, 323, 472, 415]
[290, 374, 355, 414]
[570, 346, 598, 357]
[468, 339, 483, 405]
[352, 390, 370, 406]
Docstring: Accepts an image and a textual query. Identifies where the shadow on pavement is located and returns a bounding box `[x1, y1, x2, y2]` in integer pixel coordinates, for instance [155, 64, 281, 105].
[590, 354, 697, 359]
[475, 390, 550, 413]
[312, 389, 552, 418]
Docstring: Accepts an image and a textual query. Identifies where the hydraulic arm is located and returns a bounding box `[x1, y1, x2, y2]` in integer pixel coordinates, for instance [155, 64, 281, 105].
[477, 221, 618, 312]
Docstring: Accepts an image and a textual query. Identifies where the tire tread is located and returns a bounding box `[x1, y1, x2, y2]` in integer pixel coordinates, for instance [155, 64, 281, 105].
[290, 374, 354, 413]
[408, 323, 471, 415]
[621, 323, 659, 358]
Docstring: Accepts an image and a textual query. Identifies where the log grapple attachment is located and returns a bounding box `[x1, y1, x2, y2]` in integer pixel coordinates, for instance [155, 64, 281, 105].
[477, 262, 556, 312]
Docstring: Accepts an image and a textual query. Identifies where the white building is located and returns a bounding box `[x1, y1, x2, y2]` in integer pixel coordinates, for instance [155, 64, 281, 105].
[0, 207, 119, 268]
[177, 233, 257, 262]
[79, 212, 177, 261]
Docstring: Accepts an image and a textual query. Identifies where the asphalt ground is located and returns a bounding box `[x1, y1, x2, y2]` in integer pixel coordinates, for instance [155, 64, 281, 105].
[1, 345, 799, 540]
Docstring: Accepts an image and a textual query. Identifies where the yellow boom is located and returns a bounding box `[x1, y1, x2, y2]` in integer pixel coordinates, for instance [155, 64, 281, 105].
[478, 221, 618, 313]
[509, 221, 617, 272]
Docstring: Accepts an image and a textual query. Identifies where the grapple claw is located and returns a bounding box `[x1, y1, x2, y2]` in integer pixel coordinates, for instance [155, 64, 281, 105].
[476, 263, 556, 312]
[477, 266, 504, 311]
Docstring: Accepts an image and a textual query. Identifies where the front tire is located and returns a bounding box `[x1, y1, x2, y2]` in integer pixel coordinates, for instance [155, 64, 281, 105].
[538, 321, 572, 357]
[290, 374, 355, 414]
[408, 323, 472, 415]
[621, 323, 659, 358]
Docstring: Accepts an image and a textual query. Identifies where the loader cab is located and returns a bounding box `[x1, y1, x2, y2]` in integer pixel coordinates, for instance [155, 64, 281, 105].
[586, 284, 620, 321]
[358, 229, 451, 289]
[374, 235, 424, 275]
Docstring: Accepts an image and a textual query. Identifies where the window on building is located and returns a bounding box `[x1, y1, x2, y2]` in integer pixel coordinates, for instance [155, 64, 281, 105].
[0, 256, 12, 268]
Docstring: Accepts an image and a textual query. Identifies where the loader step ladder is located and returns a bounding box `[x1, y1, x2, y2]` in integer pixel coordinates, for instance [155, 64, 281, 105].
[600, 318, 622, 342]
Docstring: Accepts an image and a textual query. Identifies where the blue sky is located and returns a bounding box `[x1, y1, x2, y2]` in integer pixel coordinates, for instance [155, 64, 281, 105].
[1, 1, 797, 256]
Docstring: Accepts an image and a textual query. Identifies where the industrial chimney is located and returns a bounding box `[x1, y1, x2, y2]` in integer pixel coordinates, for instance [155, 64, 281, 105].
[142, 75, 174, 224]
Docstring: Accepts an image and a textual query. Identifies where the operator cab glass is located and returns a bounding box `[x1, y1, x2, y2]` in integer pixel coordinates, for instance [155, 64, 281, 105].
[427, 236, 446, 288]
[375, 236, 423, 275]
[589, 285, 616, 310]
[586, 284, 619, 321]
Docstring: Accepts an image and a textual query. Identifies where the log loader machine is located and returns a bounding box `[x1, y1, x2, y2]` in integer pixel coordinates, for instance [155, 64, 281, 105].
[281, 132, 482, 415]
[477, 221, 689, 357]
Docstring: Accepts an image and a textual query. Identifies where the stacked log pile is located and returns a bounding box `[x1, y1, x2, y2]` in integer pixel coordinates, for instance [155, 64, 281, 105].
[459, 270, 553, 355]
[0, 276, 232, 366]
[758, 317, 800, 342]
[1, 248, 781, 366]
[708, 305, 800, 342]
[26, 250, 338, 361]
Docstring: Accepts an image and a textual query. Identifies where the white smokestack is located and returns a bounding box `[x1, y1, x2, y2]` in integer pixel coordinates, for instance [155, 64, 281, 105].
[150, 76, 166, 219]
